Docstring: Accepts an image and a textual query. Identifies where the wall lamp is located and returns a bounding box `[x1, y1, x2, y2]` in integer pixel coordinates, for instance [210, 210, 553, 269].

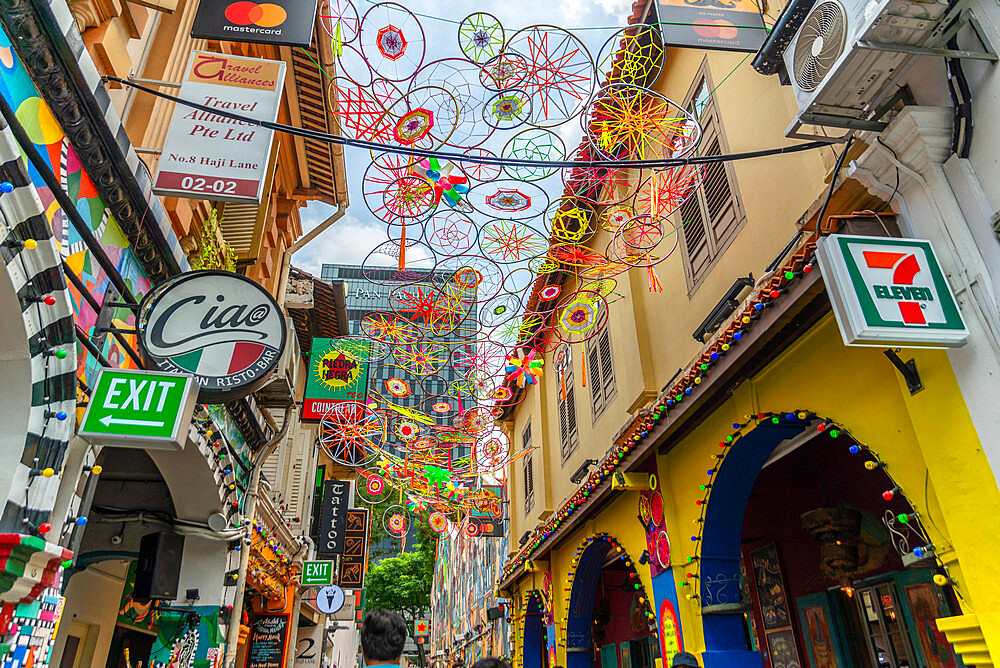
[570, 459, 599, 484]
[692, 274, 755, 342]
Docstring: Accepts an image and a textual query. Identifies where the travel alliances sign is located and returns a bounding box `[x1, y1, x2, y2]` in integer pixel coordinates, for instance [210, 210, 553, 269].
[154, 51, 285, 203]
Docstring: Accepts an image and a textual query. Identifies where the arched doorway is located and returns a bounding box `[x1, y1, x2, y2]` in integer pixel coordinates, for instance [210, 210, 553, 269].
[566, 535, 658, 668]
[523, 591, 547, 668]
[697, 416, 961, 668]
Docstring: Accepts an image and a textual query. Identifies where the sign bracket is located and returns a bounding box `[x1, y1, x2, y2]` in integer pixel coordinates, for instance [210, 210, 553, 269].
[883, 349, 923, 394]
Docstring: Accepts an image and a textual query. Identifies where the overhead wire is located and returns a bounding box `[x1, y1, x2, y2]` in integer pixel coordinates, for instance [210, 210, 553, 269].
[104, 75, 830, 169]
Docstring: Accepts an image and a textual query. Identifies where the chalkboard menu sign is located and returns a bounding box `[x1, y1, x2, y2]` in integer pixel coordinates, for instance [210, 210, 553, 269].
[247, 613, 290, 668]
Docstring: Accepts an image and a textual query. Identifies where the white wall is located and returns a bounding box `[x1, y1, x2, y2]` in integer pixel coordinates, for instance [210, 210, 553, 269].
[50, 560, 130, 668]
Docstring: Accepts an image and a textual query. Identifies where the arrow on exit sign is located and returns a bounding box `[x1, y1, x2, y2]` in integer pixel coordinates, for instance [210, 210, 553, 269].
[99, 416, 166, 428]
[80, 368, 199, 450]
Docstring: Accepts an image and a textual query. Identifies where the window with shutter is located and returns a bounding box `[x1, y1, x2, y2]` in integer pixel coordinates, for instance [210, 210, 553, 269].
[261, 448, 280, 488]
[288, 456, 303, 516]
[523, 441, 534, 514]
[598, 328, 616, 402]
[558, 365, 579, 462]
[587, 342, 602, 407]
[678, 63, 746, 291]
[586, 324, 617, 421]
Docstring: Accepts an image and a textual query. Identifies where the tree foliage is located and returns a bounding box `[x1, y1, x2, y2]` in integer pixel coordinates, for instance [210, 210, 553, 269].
[364, 540, 435, 624]
[356, 496, 397, 559]
[191, 208, 237, 271]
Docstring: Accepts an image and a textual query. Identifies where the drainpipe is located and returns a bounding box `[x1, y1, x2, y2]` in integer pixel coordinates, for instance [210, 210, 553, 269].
[277, 203, 348, 309]
[224, 403, 295, 668]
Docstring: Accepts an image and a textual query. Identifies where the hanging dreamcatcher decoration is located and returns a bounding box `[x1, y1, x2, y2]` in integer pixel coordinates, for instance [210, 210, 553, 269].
[298, 1, 709, 517]
[553, 343, 571, 400]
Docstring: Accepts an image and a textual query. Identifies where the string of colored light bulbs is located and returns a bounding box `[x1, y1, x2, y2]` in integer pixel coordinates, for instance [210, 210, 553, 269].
[678, 413, 959, 605]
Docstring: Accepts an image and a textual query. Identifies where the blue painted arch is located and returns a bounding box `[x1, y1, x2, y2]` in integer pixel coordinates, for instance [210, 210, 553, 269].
[523, 591, 546, 668]
[699, 419, 810, 668]
[565, 535, 639, 668]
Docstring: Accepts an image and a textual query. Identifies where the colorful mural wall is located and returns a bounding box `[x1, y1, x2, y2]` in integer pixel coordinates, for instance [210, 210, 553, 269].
[431, 528, 510, 661]
[0, 29, 152, 388]
[0, 586, 65, 668]
[150, 607, 224, 668]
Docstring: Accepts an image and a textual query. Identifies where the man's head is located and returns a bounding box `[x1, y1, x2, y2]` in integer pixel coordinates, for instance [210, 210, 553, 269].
[360, 609, 407, 665]
[472, 659, 510, 668]
[671, 653, 700, 667]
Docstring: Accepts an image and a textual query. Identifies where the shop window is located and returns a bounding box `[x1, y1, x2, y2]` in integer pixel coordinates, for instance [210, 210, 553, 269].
[855, 583, 918, 667]
[678, 61, 747, 293]
[586, 324, 617, 421]
[523, 423, 534, 513]
[558, 362, 579, 462]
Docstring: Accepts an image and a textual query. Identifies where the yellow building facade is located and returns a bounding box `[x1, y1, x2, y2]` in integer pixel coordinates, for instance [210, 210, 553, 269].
[499, 9, 1000, 668]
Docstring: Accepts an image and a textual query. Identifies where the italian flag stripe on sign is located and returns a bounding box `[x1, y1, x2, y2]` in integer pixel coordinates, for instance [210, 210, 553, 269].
[172, 349, 203, 373]
[228, 342, 266, 374]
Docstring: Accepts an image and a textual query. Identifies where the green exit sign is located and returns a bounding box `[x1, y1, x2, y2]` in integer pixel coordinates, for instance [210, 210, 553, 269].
[80, 368, 198, 450]
[302, 561, 334, 585]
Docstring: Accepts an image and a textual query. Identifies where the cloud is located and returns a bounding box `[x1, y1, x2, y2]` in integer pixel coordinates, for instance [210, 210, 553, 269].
[292, 210, 388, 275]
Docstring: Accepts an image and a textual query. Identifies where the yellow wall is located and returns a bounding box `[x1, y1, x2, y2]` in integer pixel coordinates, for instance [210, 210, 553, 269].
[505, 46, 836, 562]
[509, 313, 1000, 664]
[512, 491, 658, 668]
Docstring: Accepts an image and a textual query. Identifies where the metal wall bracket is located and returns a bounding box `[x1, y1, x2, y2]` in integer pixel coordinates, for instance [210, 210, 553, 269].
[884, 349, 923, 394]
[856, 39, 998, 61]
[857, 3, 998, 63]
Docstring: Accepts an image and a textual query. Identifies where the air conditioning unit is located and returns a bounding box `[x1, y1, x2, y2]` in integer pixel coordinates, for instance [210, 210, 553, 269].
[783, 0, 948, 137]
[255, 317, 301, 406]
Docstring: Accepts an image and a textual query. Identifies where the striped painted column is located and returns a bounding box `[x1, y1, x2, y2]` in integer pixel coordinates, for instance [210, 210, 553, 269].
[0, 117, 76, 533]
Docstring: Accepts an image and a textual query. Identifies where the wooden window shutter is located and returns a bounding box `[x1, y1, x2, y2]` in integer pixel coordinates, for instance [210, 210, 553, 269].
[566, 381, 578, 454]
[699, 107, 740, 247]
[288, 456, 303, 513]
[679, 179, 710, 280]
[523, 454, 534, 512]
[262, 449, 280, 487]
[587, 338, 603, 412]
[598, 328, 615, 401]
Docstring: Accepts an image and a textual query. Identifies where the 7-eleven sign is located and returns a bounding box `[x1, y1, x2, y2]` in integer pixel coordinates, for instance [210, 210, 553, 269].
[816, 234, 968, 347]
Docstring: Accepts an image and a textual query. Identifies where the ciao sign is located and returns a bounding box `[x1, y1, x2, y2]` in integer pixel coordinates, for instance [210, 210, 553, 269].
[138, 271, 287, 402]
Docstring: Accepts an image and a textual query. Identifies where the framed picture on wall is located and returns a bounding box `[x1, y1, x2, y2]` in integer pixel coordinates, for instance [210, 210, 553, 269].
[796, 593, 844, 668]
[620, 641, 631, 668]
[765, 628, 803, 668]
[750, 543, 793, 630]
[902, 581, 960, 668]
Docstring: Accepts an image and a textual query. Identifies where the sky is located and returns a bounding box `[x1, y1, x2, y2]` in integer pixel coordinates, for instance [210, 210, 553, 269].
[292, 0, 636, 276]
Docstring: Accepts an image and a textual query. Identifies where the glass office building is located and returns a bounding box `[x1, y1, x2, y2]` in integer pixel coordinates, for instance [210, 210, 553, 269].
[320, 263, 477, 461]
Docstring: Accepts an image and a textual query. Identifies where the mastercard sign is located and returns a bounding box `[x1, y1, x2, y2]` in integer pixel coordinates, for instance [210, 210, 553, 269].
[192, 0, 318, 47]
[657, 0, 766, 52]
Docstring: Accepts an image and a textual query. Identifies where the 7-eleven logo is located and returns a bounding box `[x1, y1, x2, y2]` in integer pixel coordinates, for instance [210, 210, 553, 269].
[862, 251, 931, 325]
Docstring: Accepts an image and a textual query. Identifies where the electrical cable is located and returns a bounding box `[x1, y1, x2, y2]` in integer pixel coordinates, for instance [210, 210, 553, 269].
[875, 137, 901, 208]
[945, 39, 973, 158]
[103, 75, 830, 170]
[815, 135, 854, 236]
